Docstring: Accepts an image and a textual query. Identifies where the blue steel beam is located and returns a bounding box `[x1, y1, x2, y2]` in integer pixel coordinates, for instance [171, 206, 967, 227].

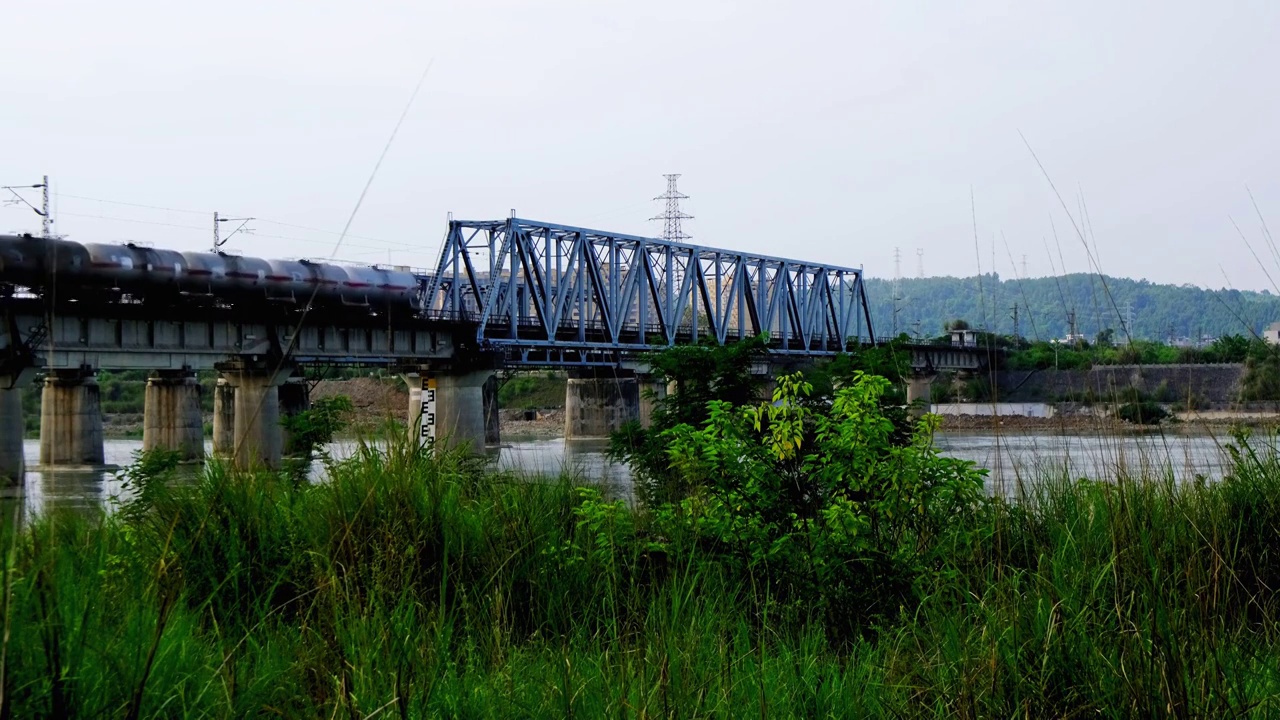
[422, 218, 875, 357]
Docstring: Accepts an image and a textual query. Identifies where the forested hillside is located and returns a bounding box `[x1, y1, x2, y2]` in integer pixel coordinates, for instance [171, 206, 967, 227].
[863, 274, 1280, 341]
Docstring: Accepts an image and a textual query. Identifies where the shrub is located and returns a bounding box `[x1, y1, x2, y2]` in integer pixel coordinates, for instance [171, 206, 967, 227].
[658, 371, 987, 641]
[1115, 400, 1170, 425]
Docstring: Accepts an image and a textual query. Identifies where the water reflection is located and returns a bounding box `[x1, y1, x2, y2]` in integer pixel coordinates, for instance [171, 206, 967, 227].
[2, 429, 1257, 517]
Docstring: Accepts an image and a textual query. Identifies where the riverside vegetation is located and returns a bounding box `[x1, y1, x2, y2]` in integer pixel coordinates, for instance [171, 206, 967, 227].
[5, 341, 1280, 717]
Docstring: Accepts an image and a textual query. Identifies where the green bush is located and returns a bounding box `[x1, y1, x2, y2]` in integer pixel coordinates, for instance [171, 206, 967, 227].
[1114, 400, 1171, 425]
[659, 371, 986, 640]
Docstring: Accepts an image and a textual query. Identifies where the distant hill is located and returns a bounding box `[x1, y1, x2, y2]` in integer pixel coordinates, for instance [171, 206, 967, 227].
[862, 274, 1280, 342]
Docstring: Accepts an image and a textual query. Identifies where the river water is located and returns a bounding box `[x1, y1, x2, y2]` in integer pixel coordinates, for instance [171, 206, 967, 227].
[0, 429, 1258, 517]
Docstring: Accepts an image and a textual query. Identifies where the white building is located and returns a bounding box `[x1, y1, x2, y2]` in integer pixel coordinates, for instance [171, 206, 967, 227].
[1264, 322, 1280, 346]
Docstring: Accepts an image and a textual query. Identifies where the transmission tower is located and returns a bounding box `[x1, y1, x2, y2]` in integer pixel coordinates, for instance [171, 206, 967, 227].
[1121, 300, 1135, 339]
[892, 247, 904, 336]
[649, 174, 693, 242]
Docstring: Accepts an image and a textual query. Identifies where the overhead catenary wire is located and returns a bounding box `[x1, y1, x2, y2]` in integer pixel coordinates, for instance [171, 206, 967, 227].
[1020, 131, 1132, 347]
[52, 192, 420, 249]
[1003, 233, 1041, 342]
[51, 211, 421, 258]
[230, 58, 434, 465]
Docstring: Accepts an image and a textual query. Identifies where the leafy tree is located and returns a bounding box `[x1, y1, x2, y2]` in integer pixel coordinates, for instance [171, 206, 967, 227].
[1204, 334, 1252, 363]
[612, 338, 916, 505]
[280, 395, 354, 463]
[609, 337, 769, 504]
[657, 371, 986, 641]
[866, 273, 1280, 342]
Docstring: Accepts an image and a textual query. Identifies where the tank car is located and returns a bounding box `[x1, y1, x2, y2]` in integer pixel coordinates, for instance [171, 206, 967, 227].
[1, 233, 427, 314]
[0, 234, 94, 288]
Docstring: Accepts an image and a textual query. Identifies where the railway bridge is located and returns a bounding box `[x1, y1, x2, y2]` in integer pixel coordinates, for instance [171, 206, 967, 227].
[0, 217, 991, 482]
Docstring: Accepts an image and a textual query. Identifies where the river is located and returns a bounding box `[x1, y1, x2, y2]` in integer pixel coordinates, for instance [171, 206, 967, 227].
[0, 429, 1257, 516]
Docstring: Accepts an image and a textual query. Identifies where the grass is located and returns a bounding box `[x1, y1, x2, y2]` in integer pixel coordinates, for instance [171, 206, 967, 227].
[4, 433, 1280, 717]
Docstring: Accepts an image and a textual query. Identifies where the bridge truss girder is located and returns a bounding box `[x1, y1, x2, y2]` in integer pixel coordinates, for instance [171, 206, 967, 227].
[424, 218, 874, 359]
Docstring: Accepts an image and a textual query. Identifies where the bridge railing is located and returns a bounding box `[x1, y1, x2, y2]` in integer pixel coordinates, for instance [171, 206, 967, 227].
[421, 218, 875, 356]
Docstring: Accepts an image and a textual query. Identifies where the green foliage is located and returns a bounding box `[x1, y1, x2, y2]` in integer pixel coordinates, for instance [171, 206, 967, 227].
[609, 336, 769, 504]
[660, 371, 987, 639]
[1204, 333, 1253, 362]
[1114, 400, 1171, 425]
[497, 371, 566, 409]
[1242, 342, 1280, 401]
[10, 427, 1280, 715]
[1003, 340, 1095, 370]
[867, 272, 1280, 340]
[612, 337, 917, 506]
[1002, 332, 1273, 372]
[279, 395, 354, 462]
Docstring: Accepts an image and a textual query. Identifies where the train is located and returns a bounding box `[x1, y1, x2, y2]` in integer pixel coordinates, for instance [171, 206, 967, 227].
[0, 233, 425, 312]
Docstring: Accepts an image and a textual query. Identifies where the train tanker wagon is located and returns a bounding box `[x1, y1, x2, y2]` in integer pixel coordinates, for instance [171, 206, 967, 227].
[1, 234, 425, 313]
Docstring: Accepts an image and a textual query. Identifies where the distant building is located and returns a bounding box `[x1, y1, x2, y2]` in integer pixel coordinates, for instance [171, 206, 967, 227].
[950, 329, 980, 347]
[1265, 322, 1280, 346]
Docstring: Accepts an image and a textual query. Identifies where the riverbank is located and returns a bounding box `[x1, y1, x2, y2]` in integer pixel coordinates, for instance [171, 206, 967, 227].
[6, 437, 1280, 716]
[938, 410, 1280, 432]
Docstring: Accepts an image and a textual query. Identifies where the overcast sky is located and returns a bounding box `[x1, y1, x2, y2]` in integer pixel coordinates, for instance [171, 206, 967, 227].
[3, 1, 1278, 290]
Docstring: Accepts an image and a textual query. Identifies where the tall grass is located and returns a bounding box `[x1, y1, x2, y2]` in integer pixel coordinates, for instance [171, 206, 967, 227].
[4, 433, 1280, 717]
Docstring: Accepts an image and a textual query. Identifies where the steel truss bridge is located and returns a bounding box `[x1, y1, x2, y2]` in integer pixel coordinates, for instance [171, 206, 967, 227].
[423, 218, 875, 366]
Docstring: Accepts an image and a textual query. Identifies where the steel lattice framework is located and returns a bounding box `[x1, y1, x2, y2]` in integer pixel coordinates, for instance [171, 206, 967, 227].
[422, 218, 874, 363]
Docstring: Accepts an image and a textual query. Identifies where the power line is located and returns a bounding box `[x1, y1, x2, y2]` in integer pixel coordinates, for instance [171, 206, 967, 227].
[55, 192, 208, 216]
[53, 191, 419, 249]
[52, 211, 418, 256]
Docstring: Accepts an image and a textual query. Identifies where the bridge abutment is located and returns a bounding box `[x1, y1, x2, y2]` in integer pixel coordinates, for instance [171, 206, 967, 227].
[403, 369, 497, 453]
[39, 367, 106, 467]
[0, 370, 36, 485]
[565, 369, 640, 439]
[142, 370, 204, 461]
[212, 378, 235, 458]
[221, 364, 291, 470]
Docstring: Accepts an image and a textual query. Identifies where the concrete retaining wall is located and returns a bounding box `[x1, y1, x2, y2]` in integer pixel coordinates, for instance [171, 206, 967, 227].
[998, 364, 1245, 405]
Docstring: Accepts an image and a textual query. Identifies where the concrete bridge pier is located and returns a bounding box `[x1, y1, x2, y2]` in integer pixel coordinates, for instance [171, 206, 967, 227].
[39, 367, 106, 467]
[221, 363, 291, 470]
[142, 370, 204, 461]
[0, 369, 37, 485]
[906, 374, 936, 418]
[211, 378, 235, 458]
[403, 369, 497, 453]
[279, 375, 311, 458]
[565, 369, 640, 439]
[637, 375, 667, 429]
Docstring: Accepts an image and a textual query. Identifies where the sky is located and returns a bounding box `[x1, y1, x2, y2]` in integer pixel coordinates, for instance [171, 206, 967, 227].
[2, 1, 1278, 290]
